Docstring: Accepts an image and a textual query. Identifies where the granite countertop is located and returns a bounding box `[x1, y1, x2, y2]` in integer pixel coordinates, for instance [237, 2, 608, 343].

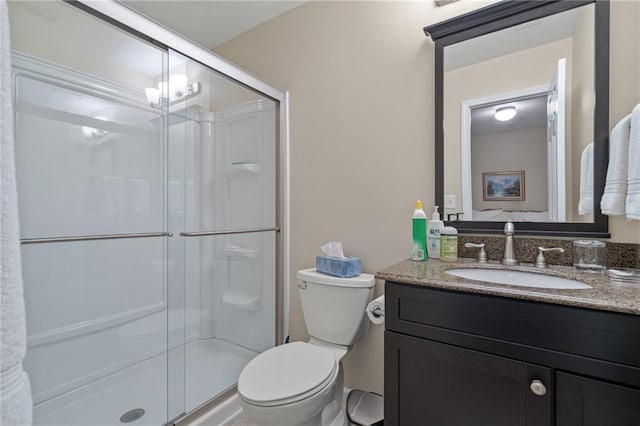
[376, 258, 640, 316]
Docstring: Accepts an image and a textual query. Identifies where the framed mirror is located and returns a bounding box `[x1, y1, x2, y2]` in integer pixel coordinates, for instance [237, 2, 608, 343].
[425, 0, 610, 236]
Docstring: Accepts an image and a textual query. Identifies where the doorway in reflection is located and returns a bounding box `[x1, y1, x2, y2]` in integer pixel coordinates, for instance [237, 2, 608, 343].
[460, 57, 568, 224]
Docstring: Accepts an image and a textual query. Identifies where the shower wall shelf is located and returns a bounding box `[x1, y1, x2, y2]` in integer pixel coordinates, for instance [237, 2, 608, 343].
[222, 291, 260, 311]
[225, 162, 260, 176]
[223, 246, 260, 259]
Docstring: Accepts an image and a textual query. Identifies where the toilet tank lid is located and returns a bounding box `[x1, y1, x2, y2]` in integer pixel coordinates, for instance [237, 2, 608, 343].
[297, 268, 375, 288]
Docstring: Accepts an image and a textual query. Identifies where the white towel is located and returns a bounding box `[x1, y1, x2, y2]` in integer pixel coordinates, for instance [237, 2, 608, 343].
[625, 104, 640, 220]
[578, 143, 594, 215]
[601, 114, 631, 215]
[0, 365, 32, 426]
[1, 0, 33, 424]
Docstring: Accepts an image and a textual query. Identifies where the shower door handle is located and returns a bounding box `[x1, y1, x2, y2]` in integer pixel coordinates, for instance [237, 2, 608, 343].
[179, 227, 280, 237]
[21, 231, 173, 244]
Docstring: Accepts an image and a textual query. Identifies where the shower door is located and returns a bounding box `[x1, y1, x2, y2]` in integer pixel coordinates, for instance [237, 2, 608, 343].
[9, 2, 279, 424]
[167, 50, 278, 414]
[11, 1, 173, 423]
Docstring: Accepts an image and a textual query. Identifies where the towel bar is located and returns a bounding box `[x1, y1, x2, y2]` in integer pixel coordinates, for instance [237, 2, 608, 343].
[179, 227, 280, 237]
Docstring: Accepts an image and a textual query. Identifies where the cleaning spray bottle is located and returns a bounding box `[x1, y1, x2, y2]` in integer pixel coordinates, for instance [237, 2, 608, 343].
[427, 206, 444, 259]
[411, 200, 427, 261]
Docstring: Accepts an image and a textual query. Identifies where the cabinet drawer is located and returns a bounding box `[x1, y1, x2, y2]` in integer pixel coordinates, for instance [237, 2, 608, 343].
[385, 282, 640, 374]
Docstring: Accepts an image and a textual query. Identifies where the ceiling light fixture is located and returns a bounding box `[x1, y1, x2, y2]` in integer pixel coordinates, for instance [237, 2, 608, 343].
[81, 116, 109, 140]
[495, 106, 517, 121]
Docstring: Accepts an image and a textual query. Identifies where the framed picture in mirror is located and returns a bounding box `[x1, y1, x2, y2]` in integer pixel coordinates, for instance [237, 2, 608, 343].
[482, 171, 525, 201]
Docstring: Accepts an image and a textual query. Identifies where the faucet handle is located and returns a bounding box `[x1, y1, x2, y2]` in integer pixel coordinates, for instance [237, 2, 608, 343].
[535, 247, 565, 269]
[465, 242, 487, 263]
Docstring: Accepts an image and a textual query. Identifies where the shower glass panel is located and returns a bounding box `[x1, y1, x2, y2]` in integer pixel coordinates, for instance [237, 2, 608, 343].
[9, 1, 279, 423]
[9, 1, 171, 424]
[167, 50, 277, 413]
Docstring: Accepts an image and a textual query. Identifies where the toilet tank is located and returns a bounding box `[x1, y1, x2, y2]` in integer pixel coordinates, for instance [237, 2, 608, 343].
[297, 268, 375, 346]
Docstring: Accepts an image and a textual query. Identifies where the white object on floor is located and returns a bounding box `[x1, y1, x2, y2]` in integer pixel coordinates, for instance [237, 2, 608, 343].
[578, 143, 594, 215]
[601, 114, 631, 215]
[625, 103, 640, 220]
[1, 1, 33, 423]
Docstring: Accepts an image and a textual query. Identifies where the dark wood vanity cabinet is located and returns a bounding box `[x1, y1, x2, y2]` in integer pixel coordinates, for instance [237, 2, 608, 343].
[384, 282, 640, 426]
[387, 331, 552, 426]
[556, 373, 640, 425]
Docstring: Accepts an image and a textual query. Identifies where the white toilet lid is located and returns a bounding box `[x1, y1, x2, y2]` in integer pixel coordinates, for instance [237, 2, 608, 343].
[238, 342, 337, 406]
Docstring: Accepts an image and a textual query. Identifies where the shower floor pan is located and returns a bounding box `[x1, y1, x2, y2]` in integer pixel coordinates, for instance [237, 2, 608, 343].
[33, 339, 257, 425]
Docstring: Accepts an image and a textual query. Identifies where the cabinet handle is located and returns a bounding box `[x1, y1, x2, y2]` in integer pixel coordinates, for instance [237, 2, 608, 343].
[530, 380, 547, 396]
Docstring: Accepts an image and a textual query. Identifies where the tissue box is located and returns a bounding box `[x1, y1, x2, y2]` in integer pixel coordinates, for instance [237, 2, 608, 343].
[316, 256, 361, 278]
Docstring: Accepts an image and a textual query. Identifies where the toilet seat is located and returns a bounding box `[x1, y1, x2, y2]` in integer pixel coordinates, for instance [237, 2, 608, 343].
[238, 342, 338, 407]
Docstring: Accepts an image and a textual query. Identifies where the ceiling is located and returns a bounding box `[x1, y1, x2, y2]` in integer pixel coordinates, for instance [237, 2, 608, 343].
[471, 95, 547, 136]
[121, 0, 307, 49]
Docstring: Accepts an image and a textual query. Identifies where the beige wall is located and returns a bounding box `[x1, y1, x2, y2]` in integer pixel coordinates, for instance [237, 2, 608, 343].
[216, 0, 498, 394]
[472, 127, 548, 211]
[443, 38, 572, 219]
[215, 0, 640, 394]
[609, 0, 640, 244]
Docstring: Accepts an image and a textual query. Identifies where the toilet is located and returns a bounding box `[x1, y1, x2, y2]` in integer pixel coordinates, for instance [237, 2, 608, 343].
[238, 268, 376, 426]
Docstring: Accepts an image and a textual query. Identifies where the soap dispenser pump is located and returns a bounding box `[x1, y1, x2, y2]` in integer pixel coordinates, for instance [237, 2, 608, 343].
[427, 206, 444, 259]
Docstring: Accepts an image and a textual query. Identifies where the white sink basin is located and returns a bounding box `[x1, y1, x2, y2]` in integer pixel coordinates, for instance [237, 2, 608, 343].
[444, 268, 592, 290]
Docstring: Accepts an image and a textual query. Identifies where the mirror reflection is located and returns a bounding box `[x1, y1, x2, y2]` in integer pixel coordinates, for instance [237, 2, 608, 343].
[443, 4, 594, 223]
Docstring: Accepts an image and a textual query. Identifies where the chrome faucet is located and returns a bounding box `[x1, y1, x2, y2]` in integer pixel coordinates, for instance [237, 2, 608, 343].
[501, 221, 519, 266]
[535, 247, 565, 269]
[464, 242, 487, 263]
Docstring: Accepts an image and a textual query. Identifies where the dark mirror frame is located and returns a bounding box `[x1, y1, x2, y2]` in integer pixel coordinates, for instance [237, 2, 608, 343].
[425, 0, 610, 237]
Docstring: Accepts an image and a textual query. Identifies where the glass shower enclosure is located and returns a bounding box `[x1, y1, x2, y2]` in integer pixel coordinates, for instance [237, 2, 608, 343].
[9, 1, 282, 424]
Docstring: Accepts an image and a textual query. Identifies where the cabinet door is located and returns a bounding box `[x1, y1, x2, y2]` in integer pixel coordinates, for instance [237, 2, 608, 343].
[557, 372, 640, 425]
[385, 331, 551, 426]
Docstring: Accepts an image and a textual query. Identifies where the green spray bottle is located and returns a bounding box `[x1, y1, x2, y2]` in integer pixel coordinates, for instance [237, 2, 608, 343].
[411, 200, 427, 261]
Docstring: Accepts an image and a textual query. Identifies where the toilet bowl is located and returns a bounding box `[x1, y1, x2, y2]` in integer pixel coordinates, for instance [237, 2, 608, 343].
[238, 269, 376, 426]
[238, 341, 342, 425]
